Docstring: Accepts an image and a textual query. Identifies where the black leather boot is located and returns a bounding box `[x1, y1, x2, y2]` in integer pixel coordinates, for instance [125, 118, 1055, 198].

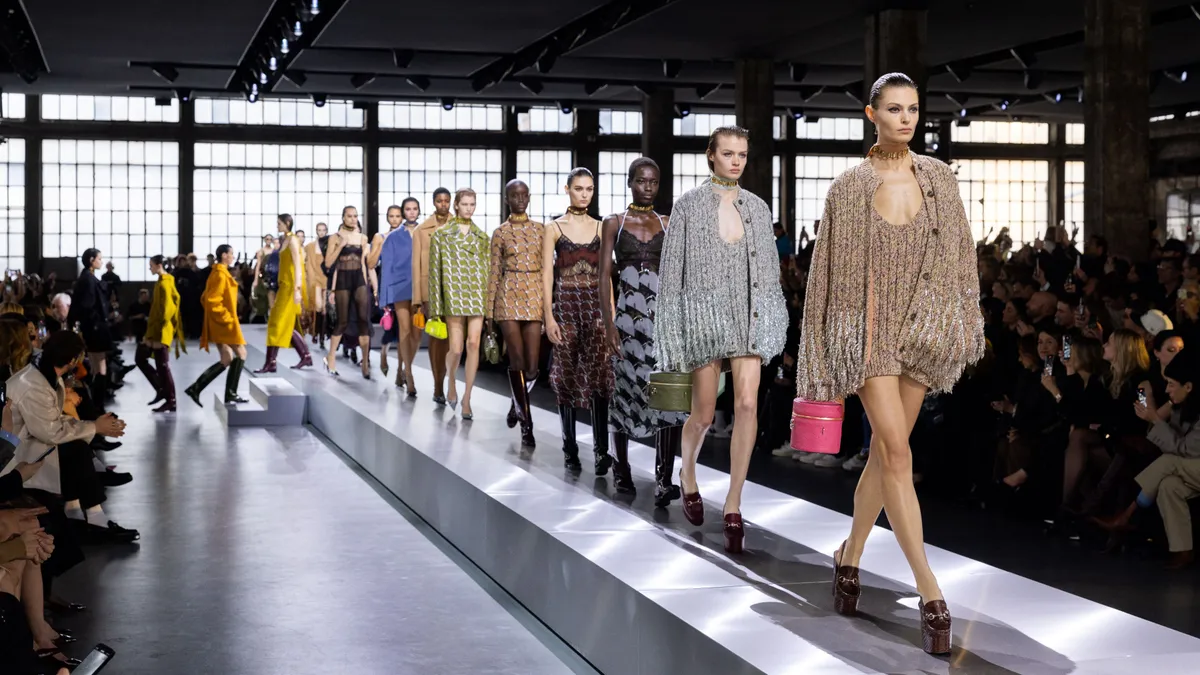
[592, 395, 613, 476]
[506, 369, 525, 429]
[185, 362, 227, 408]
[507, 370, 536, 448]
[224, 358, 249, 404]
[654, 425, 683, 507]
[559, 405, 581, 471]
[612, 432, 635, 494]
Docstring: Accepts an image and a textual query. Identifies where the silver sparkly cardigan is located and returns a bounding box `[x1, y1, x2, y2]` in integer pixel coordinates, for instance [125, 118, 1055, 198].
[796, 153, 985, 402]
[657, 180, 788, 372]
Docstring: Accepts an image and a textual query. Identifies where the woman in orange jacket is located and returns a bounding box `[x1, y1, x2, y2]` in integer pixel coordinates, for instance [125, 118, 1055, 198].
[184, 244, 250, 406]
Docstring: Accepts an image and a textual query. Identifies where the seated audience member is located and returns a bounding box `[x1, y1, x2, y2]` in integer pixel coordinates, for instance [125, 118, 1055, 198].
[991, 334, 1065, 501]
[43, 295, 70, 334]
[1096, 350, 1200, 568]
[1143, 330, 1185, 422]
[1174, 280, 1200, 346]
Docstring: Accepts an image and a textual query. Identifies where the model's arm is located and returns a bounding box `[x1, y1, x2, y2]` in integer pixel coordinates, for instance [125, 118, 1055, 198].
[542, 223, 562, 344]
[598, 215, 620, 353]
[485, 229, 503, 322]
[655, 204, 687, 372]
[291, 236, 304, 299]
[169, 279, 187, 355]
[367, 233, 385, 269]
[202, 273, 235, 326]
[411, 230, 426, 308]
[323, 234, 343, 269]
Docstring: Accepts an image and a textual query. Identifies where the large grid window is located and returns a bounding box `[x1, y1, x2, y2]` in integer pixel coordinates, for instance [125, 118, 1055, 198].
[954, 159, 1049, 247]
[517, 108, 575, 133]
[378, 102, 503, 130]
[674, 114, 735, 137]
[1066, 123, 1085, 145]
[195, 98, 363, 128]
[796, 118, 863, 141]
[1065, 161, 1085, 236]
[43, 140, 180, 282]
[1165, 192, 1200, 242]
[2, 93, 25, 119]
[41, 95, 180, 123]
[795, 155, 858, 236]
[379, 148, 502, 234]
[0, 139, 25, 273]
[951, 120, 1049, 144]
[598, 151, 640, 217]
[772, 156, 781, 222]
[673, 153, 709, 197]
[516, 150, 572, 224]
[600, 110, 642, 135]
[194, 143, 362, 261]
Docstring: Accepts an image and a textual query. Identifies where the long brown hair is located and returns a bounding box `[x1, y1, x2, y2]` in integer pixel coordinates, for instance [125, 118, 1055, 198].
[1107, 328, 1151, 398]
[0, 318, 32, 371]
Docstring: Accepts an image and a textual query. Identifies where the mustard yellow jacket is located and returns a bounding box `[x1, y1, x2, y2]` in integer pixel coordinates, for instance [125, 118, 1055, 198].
[145, 272, 187, 357]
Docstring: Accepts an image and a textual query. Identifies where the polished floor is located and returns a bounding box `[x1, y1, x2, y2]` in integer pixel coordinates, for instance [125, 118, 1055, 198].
[238, 328, 1200, 674]
[51, 342, 588, 675]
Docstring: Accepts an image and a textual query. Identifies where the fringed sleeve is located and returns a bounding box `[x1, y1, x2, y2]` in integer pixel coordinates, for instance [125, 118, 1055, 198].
[655, 198, 688, 373]
[949, 178, 986, 367]
[795, 190, 836, 402]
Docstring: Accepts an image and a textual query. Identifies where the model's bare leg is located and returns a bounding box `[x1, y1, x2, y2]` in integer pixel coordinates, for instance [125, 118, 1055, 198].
[394, 301, 414, 389]
[429, 336, 449, 400]
[679, 360, 720, 495]
[462, 316, 483, 417]
[724, 356, 762, 514]
[445, 317, 465, 405]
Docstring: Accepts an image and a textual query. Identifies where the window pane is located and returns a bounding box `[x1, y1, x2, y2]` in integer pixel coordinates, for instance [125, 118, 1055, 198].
[794, 155, 859, 236]
[795, 118, 864, 141]
[193, 97, 363, 128]
[0, 139, 25, 271]
[951, 120, 1050, 145]
[378, 102, 503, 130]
[599, 109, 643, 135]
[598, 152, 641, 218]
[516, 107, 576, 133]
[40, 95, 180, 123]
[1, 93, 25, 119]
[673, 113, 736, 137]
[516, 150, 572, 223]
[954, 159, 1051, 248]
[378, 147, 503, 234]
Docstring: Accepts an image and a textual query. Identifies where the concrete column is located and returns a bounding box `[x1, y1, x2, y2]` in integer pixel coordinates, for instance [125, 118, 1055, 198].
[1084, 0, 1150, 260]
[735, 58, 775, 204]
[641, 89, 675, 213]
[863, 7, 928, 155]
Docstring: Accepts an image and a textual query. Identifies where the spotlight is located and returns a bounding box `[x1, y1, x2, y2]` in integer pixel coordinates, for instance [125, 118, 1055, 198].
[788, 107, 805, 121]
[310, 0, 320, 16]
[312, 93, 327, 107]
[285, 70, 307, 87]
[931, 142, 940, 152]
[154, 96, 171, 107]
[292, 20, 303, 38]
[175, 89, 191, 103]
[959, 107, 968, 118]
[519, 79, 544, 95]
[268, 56, 278, 71]
[790, 63, 807, 83]
[583, 80, 608, 96]
[1042, 91, 1062, 104]
[350, 73, 376, 89]
[999, 99, 1010, 110]
[1023, 69, 1043, 90]
[945, 63, 971, 83]
[559, 101, 574, 114]
[251, 83, 259, 96]
[662, 59, 683, 79]
[1166, 68, 1189, 84]
[248, 91, 258, 103]
[695, 83, 720, 99]
[392, 49, 415, 69]
[1010, 47, 1037, 70]
[406, 75, 431, 92]
[151, 64, 179, 83]
[441, 97, 455, 111]
[259, 70, 269, 85]
[674, 104, 690, 117]
[281, 38, 290, 55]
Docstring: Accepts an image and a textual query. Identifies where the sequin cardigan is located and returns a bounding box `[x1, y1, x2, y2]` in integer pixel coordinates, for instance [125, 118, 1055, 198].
[796, 154, 985, 402]
[657, 180, 788, 372]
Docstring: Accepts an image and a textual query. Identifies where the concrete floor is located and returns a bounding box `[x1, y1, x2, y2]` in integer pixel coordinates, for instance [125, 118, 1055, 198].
[51, 343, 586, 675]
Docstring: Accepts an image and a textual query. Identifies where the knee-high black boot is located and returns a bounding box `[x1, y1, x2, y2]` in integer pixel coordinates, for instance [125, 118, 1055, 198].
[317, 312, 326, 350]
[152, 347, 176, 412]
[612, 432, 635, 494]
[135, 344, 161, 404]
[559, 405, 580, 470]
[225, 358, 249, 404]
[654, 425, 683, 507]
[184, 362, 227, 408]
[591, 395, 613, 476]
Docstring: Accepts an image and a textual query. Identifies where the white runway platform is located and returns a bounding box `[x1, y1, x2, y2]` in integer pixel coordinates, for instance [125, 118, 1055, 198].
[240, 326, 1200, 674]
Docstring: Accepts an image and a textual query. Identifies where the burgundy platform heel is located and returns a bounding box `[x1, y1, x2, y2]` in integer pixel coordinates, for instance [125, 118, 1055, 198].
[831, 541, 860, 616]
[723, 513, 744, 554]
[920, 598, 952, 656]
[680, 470, 704, 526]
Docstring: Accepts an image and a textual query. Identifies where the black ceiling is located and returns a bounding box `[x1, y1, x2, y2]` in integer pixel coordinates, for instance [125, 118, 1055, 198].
[2, 0, 1200, 121]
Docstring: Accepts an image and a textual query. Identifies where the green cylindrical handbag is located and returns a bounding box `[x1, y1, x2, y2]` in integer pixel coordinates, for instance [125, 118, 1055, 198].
[647, 371, 725, 413]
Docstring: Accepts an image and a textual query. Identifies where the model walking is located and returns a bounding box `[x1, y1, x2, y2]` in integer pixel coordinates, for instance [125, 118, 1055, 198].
[255, 214, 313, 373]
[599, 158, 687, 499]
[138, 255, 187, 412]
[324, 206, 375, 378]
[67, 248, 113, 405]
[487, 179, 544, 448]
[305, 222, 329, 348]
[185, 244, 251, 406]
[370, 200, 421, 392]
[414, 188, 454, 404]
[429, 189, 489, 419]
[543, 168, 615, 473]
[797, 73, 984, 655]
[658, 126, 788, 553]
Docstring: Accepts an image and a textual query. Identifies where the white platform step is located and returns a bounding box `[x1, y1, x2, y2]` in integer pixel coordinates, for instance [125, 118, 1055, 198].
[214, 376, 307, 427]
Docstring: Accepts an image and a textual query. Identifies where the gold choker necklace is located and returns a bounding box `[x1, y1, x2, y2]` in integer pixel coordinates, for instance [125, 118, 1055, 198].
[710, 174, 738, 189]
[509, 213, 529, 222]
[566, 206, 588, 216]
[868, 144, 910, 161]
[450, 216, 472, 226]
[628, 203, 654, 212]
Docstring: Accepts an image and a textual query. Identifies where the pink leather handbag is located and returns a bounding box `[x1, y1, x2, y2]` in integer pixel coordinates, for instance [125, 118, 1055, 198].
[790, 399, 844, 455]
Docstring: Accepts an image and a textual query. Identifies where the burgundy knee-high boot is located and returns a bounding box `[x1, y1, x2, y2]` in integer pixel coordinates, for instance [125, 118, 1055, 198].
[254, 346, 279, 374]
[136, 343, 161, 405]
[291, 330, 313, 369]
[152, 346, 176, 413]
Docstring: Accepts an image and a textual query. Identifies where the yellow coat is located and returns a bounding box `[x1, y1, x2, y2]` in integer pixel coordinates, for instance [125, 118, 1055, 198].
[144, 272, 187, 357]
[267, 234, 307, 347]
[200, 264, 245, 350]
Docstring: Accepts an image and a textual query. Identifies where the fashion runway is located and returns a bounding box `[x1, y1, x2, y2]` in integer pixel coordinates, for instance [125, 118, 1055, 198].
[242, 327, 1200, 674]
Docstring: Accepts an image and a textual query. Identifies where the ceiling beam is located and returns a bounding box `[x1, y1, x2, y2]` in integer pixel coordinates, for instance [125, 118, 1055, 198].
[227, 0, 350, 96]
[0, 0, 49, 83]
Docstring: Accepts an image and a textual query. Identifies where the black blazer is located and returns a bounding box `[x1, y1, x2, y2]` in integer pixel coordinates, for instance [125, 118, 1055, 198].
[67, 272, 109, 338]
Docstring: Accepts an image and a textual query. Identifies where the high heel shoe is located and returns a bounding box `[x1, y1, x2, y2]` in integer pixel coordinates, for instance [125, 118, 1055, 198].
[919, 598, 952, 655]
[324, 359, 339, 377]
[381, 360, 390, 377]
[680, 469, 704, 526]
[723, 513, 744, 553]
[831, 541, 860, 616]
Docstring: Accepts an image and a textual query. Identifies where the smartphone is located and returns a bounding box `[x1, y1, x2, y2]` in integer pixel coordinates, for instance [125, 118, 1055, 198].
[1043, 356, 1054, 377]
[72, 644, 115, 674]
[33, 446, 56, 463]
[1138, 387, 1148, 407]
[1062, 335, 1072, 360]
[1179, 287, 1189, 300]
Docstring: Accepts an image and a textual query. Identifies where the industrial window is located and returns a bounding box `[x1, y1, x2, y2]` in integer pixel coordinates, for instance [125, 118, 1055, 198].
[378, 102, 503, 131]
[195, 98, 364, 128]
[598, 151, 642, 218]
[194, 143, 363, 262]
[951, 120, 1049, 145]
[674, 114, 735, 137]
[41, 95, 180, 123]
[516, 150, 572, 224]
[1, 93, 25, 119]
[599, 110, 642, 135]
[1066, 123, 1086, 145]
[42, 140, 180, 282]
[0, 139, 25, 273]
[517, 107, 575, 133]
[673, 153, 709, 198]
[795, 118, 864, 141]
[795, 155, 859, 239]
[953, 159, 1050, 247]
[1165, 191, 1200, 241]
[378, 147, 502, 234]
[1064, 161, 1085, 238]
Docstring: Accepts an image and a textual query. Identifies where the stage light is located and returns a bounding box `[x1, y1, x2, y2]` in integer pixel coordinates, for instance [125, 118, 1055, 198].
[1043, 91, 1062, 104]
[293, 20, 303, 38]
[268, 56, 278, 72]
[441, 97, 455, 111]
[259, 70, 268, 85]
[281, 38, 290, 55]
[559, 101, 574, 114]
[999, 99, 1010, 110]
[1024, 70, 1043, 90]
[248, 91, 258, 103]
[959, 107, 967, 118]
[310, 0, 320, 16]
[312, 93, 327, 107]
[788, 107, 805, 121]
[175, 89, 191, 103]
[1166, 69, 1189, 84]
[674, 104, 690, 117]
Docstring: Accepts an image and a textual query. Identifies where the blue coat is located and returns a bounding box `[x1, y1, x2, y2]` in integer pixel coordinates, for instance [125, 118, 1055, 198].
[378, 226, 413, 306]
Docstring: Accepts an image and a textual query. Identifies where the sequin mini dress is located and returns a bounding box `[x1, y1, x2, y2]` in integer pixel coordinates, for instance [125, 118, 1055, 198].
[862, 196, 932, 383]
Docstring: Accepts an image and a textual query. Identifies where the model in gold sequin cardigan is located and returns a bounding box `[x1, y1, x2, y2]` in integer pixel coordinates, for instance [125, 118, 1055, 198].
[795, 152, 985, 403]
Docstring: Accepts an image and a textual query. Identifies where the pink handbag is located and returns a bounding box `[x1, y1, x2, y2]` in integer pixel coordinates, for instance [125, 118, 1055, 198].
[790, 399, 844, 454]
[380, 307, 394, 331]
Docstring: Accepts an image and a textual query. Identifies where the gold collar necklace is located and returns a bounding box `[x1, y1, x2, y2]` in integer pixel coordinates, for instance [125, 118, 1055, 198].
[710, 174, 738, 189]
[868, 144, 910, 161]
[566, 205, 588, 216]
[509, 213, 530, 223]
[628, 203, 655, 212]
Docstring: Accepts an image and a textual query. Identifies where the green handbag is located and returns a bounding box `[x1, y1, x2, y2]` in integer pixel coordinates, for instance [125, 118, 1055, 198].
[647, 371, 725, 413]
[483, 331, 501, 365]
